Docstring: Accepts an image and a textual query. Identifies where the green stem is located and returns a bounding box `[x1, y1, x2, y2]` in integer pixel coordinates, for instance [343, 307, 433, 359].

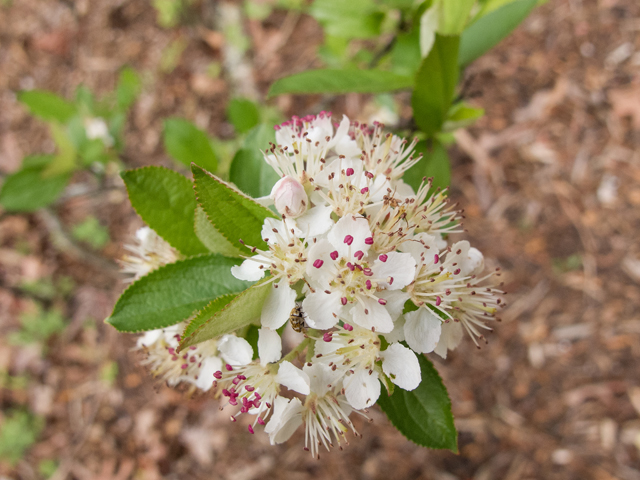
[281, 338, 311, 363]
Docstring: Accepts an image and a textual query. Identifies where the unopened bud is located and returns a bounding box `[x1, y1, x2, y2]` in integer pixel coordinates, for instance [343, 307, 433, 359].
[271, 176, 308, 218]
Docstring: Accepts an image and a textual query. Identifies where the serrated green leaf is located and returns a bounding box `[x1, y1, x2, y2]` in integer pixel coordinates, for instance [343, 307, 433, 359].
[18, 90, 76, 123]
[182, 293, 239, 338]
[268, 70, 414, 98]
[163, 118, 218, 173]
[194, 206, 243, 257]
[402, 139, 451, 191]
[116, 67, 141, 110]
[458, 0, 537, 66]
[180, 279, 272, 350]
[0, 156, 70, 212]
[227, 98, 260, 134]
[192, 164, 278, 252]
[121, 166, 208, 256]
[412, 34, 460, 136]
[229, 124, 280, 198]
[377, 354, 457, 452]
[106, 255, 251, 332]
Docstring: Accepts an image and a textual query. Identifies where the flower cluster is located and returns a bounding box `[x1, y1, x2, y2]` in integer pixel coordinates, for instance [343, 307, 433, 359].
[125, 114, 504, 457]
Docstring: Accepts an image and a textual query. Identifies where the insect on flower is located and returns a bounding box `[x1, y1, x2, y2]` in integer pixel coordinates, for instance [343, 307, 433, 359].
[289, 304, 308, 333]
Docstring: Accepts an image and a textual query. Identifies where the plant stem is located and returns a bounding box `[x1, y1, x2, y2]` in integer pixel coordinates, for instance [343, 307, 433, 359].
[281, 338, 311, 363]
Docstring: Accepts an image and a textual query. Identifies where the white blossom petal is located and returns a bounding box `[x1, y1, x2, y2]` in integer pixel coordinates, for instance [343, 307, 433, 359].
[350, 297, 394, 333]
[372, 252, 416, 290]
[434, 320, 464, 359]
[328, 214, 372, 258]
[344, 369, 381, 409]
[381, 343, 421, 391]
[261, 218, 302, 244]
[302, 291, 342, 330]
[398, 233, 441, 263]
[231, 256, 268, 281]
[258, 328, 282, 365]
[295, 204, 334, 238]
[195, 356, 222, 391]
[377, 290, 410, 321]
[403, 308, 442, 354]
[303, 363, 342, 398]
[261, 282, 297, 329]
[218, 335, 253, 365]
[264, 396, 304, 444]
[137, 329, 164, 348]
[462, 247, 484, 276]
[276, 360, 311, 395]
[305, 239, 334, 288]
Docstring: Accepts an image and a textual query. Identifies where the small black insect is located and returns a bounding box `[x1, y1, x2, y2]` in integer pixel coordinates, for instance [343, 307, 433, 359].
[289, 304, 307, 332]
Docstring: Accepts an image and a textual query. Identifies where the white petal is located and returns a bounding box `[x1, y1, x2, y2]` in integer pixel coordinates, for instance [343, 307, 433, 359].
[393, 179, 415, 199]
[403, 308, 442, 354]
[264, 396, 303, 444]
[350, 297, 394, 333]
[302, 291, 342, 330]
[398, 233, 441, 263]
[231, 256, 268, 281]
[328, 214, 372, 258]
[344, 369, 381, 409]
[445, 240, 471, 274]
[258, 328, 282, 365]
[303, 363, 342, 397]
[276, 360, 311, 395]
[381, 343, 421, 391]
[434, 320, 464, 359]
[218, 335, 253, 365]
[253, 195, 274, 207]
[377, 290, 410, 321]
[295, 205, 334, 238]
[137, 329, 163, 348]
[462, 247, 484, 276]
[372, 252, 416, 290]
[195, 356, 223, 391]
[369, 175, 392, 203]
[261, 217, 302, 245]
[305, 239, 335, 288]
[326, 115, 351, 150]
[261, 282, 297, 330]
[384, 315, 406, 344]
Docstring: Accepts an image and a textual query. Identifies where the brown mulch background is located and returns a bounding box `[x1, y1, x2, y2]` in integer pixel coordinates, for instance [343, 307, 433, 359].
[1, 0, 640, 479]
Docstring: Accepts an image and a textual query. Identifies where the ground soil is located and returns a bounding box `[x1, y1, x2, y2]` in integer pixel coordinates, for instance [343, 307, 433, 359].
[1, 0, 640, 479]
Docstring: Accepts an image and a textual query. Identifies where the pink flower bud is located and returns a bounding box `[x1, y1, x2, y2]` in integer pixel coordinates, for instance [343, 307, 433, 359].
[270, 176, 308, 218]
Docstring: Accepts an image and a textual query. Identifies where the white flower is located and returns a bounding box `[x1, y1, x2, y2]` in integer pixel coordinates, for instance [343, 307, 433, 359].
[433, 319, 464, 359]
[302, 214, 416, 333]
[264, 396, 304, 444]
[137, 322, 222, 392]
[271, 176, 309, 218]
[314, 324, 421, 410]
[403, 308, 442, 354]
[120, 227, 178, 281]
[85, 117, 114, 147]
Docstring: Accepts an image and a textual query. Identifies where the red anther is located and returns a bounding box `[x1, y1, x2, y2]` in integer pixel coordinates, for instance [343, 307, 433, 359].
[364, 237, 373, 245]
[237, 374, 247, 380]
[330, 250, 339, 260]
[347, 262, 355, 271]
[313, 259, 324, 268]
[366, 280, 372, 290]
[190, 346, 197, 350]
[248, 425, 255, 434]
[181, 364, 188, 369]
[254, 392, 261, 400]
[346, 168, 355, 176]
[379, 254, 388, 262]
[378, 298, 387, 305]
[360, 187, 369, 194]
[365, 171, 374, 179]
[225, 364, 233, 371]
[257, 417, 265, 425]
[354, 250, 364, 260]
[435, 296, 442, 306]
[245, 385, 255, 392]
[363, 268, 373, 276]
[167, 348, 175, 355]
[323, 332, 333, 342]
[343, 323, 354, 331]
[344, 235, 354, 245]
[388, 277, 394, 285]
[214, 371, 222, 379]
[434, 254, 440, 264]
[341, 297, 348, 305]
[454, 268, 461, 275]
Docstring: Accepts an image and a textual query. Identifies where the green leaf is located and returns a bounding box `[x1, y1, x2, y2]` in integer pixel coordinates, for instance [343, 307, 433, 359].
[442, 101, 484, 131]
[402, 139, 451, 191]
[229, 124, 280, 198]
[163, 118, 218, 173]
[121, 166, 208, 256]
[182, 293, 239, 338]
[43, 123, 77, 176]
[192, 164, 278, 252]
[268, 69, 414, 98]
[411, 34, 460, 136]
[0, 156, 70, 212]
[180, 279, 272, 349]
[116, 67, 141, 110]
[310, 0, 384, 39]
[17, 90, 76, 123]
[106, 254, 251, 332]
[377, 353, 458, 452]
[194, 206, 243, 257]
[458, 0, 537, 66]
[75, 85, 95, 111]
[227, 98, 260, 134]
[438, 0, 475, 35]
